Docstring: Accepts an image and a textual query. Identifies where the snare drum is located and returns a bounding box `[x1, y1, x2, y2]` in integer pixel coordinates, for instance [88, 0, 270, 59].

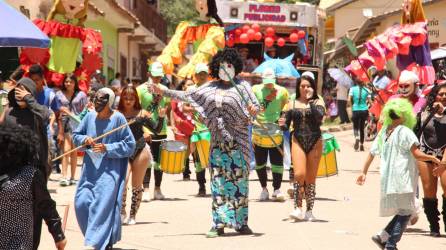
[252, 123, 283, 148]
[317, 134, 340, 178]
[191, 130, 211, 169]
[159, 141, 187, 174]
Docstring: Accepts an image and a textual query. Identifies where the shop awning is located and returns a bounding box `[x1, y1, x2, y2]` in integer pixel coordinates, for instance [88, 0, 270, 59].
[0, 0, 50, 48]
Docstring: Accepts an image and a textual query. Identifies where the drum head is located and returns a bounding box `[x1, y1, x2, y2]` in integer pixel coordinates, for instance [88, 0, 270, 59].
[253, 123, 282, 135]
[162, 141, 187, 152]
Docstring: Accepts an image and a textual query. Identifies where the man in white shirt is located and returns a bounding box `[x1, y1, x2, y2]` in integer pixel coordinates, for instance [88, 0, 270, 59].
[336, 79, 351, 124]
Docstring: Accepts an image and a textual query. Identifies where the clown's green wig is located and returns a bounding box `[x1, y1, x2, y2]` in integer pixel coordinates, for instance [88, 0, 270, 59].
[381, 98, 417, 129]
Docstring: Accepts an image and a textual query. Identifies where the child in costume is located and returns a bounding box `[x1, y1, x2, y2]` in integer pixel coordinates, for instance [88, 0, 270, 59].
[356, 98, 442, 250]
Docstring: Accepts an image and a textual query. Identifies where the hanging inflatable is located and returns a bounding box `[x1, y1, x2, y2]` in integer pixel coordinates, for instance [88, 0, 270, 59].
[20, 0, 103, 92]
[156, 0, 225, 79]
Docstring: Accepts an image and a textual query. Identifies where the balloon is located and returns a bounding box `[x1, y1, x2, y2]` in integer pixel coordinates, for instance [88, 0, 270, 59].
[289, 33, 299, 43]
[227, 38, 235, 47]
[242, 25, 250, 33]
[265, 37, 274, 47]
[254, 32, 262, 41]
[247, 29, 255, 40]
[252, 23, 261, 32]
[235, 28, 242, 36]
[277, 38, 286, 47]
[240, 33, 250, 44]
[298, 30, 306, 39]
[266, 27, 275, 37]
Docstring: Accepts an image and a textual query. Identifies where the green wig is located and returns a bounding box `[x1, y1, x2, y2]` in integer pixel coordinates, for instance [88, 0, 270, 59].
[381, 98, 417, 129]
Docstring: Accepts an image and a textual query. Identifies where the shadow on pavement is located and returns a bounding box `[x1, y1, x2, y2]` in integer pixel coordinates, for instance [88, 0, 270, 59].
[123, 221, 169, 226]
[282, 218, 329, 223]
[315, 197, 338, 202]
[154, 198, 188, 201]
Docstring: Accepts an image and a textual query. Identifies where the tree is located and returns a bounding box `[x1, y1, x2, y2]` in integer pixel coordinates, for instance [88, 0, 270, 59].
[159, 0, 197, 37]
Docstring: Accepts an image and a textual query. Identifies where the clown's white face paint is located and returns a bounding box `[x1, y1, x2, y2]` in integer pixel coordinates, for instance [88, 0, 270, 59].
[218, 62, 235, 82]
[398, 81, 416, 98]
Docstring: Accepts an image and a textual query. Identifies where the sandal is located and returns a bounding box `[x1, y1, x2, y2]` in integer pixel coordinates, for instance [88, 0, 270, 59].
[206, 227, 224, 238]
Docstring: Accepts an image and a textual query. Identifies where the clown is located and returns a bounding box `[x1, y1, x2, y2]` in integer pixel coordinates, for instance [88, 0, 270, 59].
[156, 0, 225, 79]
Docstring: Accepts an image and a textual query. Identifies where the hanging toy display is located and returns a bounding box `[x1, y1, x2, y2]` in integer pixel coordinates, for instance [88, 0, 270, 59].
[19, 0, 103, 92]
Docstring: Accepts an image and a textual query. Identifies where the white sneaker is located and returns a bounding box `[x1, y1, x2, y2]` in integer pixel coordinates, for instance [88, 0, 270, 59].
[142, 191, 150, 202]
[272, 189, 285, 202]
[120, 213, 127, 224]
[305, 211, 316, 222]
[259, 188, 269, 201]
[154, 189, 165, 200]
[289, 207, 305, 220]
[127, 218, 136, 225]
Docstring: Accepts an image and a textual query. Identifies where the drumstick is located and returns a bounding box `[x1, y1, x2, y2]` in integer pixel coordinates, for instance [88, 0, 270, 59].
[62, 204, 69, 233]
[221, 67, 284, 156]
[52, 119, 137, 162]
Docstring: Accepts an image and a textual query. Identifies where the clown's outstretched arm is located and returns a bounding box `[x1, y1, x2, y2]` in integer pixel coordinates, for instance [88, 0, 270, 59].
[177, 26, 225, 78]
[157, 21, 190, 75]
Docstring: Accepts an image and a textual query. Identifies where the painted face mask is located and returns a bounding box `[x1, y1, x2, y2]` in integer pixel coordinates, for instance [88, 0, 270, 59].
[219, 62, 235, 82]
[94, 93, 110, 113]
[398, 82, 416, 98]
[61, 0, 86, 19]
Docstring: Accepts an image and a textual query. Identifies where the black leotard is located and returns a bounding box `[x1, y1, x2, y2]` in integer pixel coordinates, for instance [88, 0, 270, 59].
[282, 101, 325, 153]
[126, 115, 164, 161]
[419, 112, 446, 160]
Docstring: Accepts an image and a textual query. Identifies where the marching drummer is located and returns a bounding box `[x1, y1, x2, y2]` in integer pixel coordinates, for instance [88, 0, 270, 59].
[252, 68, 289, 201]
[137, 62, 170, 201]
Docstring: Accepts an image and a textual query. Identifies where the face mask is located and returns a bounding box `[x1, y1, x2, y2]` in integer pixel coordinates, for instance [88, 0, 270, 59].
[94, 93, 109, 113]
[219, 62, 235, 82]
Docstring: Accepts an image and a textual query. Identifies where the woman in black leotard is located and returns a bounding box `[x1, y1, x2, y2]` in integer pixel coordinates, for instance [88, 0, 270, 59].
[280, 73, 325, 222]
[117, 86, 165, 225]
[417, 83, 446, 237]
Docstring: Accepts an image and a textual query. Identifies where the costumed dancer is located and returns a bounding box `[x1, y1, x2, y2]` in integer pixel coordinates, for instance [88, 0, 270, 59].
[156, 0, 225, 79]
[137, 62, 170, 201]
[417, 83, 446, 237]
[117, 86, 165, 225]
[149, 48, 260, 237]
[279, 72, 325, 221]
[391, 70, 426, 114]
[356, 98, 441, 250]
[72, 88, 136, 249]
[56, 73, 87, 187]
[0, 124, 66, 250]
[252, 68, 289, 201]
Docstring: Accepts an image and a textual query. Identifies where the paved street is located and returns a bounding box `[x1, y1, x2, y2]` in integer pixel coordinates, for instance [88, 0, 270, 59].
[41, 130, 446, 250]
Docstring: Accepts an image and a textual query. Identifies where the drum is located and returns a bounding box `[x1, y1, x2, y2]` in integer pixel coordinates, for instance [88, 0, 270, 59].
[191, 130, 211, 169]
[159, 141, 187, 174]
[317, 133, 340, 178]
[252, 123, 283, 148]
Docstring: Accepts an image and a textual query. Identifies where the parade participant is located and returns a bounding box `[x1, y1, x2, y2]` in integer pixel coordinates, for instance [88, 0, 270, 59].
[157, 0, 225, 79]
[195, 63, 210, 86]
[56, 73, 87, 186]
[252, 68, 289, 201]
[118, 86, 164, 225]
[417, 83, 446, 237]
[372, 67, 391, 91]
[0, 77, 51, 249]
[349, 79, 371, 151]
[356, 98, 441, 250]
[280, 73, 325, 221]
[149, 48, 260, 237]
[72, 87, 135, 249]
[0, 124, 66, 250]
[391, 70, 426, 114]
[137, 62, 169, 201]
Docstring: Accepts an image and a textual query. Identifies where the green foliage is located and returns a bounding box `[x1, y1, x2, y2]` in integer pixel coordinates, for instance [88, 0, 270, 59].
[159, 0, 198, 36]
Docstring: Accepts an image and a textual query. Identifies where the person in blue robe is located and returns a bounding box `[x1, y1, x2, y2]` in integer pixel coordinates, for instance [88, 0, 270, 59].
[72, 87, 135, 250]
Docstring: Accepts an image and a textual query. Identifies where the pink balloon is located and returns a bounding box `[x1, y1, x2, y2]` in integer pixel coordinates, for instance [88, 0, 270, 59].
[266, 27, 275, 37]
[252, 23, 261, 32]
[240, 33, 250, 44]
[265, 37, 274, 47]
[242, 25, 250, 33]
[235, 28, 242, 36]
[227, 38, 235, 47]
[277, 38, 286, 47]
[289, 33, 299, 43]
[298, 30, 306, 39]
[254, 32, 263, 41]
[247, 29, 255, 40]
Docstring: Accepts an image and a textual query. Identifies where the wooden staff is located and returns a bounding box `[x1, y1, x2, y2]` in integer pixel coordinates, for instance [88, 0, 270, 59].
[52, 119, 136, 162]
[222, 67, 284, 156]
